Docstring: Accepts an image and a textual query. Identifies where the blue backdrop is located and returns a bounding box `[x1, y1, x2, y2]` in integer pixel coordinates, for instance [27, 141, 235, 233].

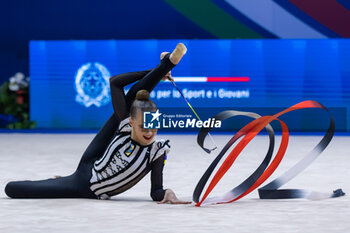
[30, 39, 349, 132]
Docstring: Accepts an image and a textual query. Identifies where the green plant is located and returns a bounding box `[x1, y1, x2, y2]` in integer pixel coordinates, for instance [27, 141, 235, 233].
[0, 73, 36, 129]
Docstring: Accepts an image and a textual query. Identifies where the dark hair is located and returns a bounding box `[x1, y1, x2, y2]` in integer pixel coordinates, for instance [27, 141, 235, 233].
[130, 90, 157, 119]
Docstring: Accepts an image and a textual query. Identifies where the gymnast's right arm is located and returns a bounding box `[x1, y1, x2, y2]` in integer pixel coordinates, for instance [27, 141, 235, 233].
[109, 70, 151, 122]
[109, 53, 175, 122]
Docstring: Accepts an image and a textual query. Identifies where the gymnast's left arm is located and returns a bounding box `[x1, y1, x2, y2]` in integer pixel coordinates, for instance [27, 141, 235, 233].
[150, 154, 191, 204]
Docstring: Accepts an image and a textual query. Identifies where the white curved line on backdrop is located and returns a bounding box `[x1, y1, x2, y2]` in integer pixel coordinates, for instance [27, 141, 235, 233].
[224, 0, 327, 38]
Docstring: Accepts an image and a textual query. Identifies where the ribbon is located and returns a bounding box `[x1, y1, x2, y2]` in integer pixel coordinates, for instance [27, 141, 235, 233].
[193, 100, 345, 206]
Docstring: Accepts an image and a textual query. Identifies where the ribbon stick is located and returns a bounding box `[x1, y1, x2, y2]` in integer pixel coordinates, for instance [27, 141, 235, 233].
[169, 78, 217, 153]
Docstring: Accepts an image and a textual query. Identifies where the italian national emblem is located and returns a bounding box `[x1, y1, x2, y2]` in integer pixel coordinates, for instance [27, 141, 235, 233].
[75, 62, 111, 107]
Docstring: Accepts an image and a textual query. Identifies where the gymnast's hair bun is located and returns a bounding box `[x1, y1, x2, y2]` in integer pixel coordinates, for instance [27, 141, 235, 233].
[136, 89, 150, 101]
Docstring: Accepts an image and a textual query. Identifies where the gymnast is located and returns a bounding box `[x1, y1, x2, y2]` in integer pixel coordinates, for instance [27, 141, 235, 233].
[5, 43, 190, 204]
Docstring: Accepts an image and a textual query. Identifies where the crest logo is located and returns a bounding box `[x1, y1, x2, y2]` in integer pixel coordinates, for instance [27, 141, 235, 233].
[75, 62, 111, 107]
[124, 144, 135, 157]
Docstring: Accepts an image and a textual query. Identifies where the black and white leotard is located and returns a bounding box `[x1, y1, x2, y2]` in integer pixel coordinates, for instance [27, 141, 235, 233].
[5, 54, 175, 201]
[89, 118, 170, 199]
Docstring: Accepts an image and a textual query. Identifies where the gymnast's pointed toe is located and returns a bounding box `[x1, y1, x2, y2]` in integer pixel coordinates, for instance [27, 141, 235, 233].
[5, 181, 17, 198]
[169, 43, 187, 65]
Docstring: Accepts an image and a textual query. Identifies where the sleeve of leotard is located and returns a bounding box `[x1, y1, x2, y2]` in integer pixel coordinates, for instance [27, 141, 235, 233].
[150, 154, 166, 201]
[109, 70, 152, 121]
[124, 54, 175, 113]
[110, 53, 175, 122]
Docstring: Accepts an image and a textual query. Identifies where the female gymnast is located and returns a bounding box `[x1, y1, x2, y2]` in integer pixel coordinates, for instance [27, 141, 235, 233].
[5, 43, 190, 204]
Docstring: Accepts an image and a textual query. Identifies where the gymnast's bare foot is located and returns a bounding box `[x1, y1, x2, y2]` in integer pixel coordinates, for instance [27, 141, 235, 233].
[169, 43, 187, 65]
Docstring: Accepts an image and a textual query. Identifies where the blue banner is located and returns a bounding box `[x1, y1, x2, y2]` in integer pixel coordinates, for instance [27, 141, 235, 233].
[30, 40, 349, 131]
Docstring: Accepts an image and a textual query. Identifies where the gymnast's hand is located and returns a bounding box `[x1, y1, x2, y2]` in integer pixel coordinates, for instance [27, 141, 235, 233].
[157, 189, 191, 204]
[161, 71, 173, 82]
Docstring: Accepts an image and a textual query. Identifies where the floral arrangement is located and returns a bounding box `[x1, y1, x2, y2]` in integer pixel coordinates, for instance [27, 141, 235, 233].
[0, 73, 36, 129]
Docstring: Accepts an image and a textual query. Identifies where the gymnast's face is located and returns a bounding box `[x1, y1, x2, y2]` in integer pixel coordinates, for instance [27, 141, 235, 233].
[129, 110, 158, 146]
